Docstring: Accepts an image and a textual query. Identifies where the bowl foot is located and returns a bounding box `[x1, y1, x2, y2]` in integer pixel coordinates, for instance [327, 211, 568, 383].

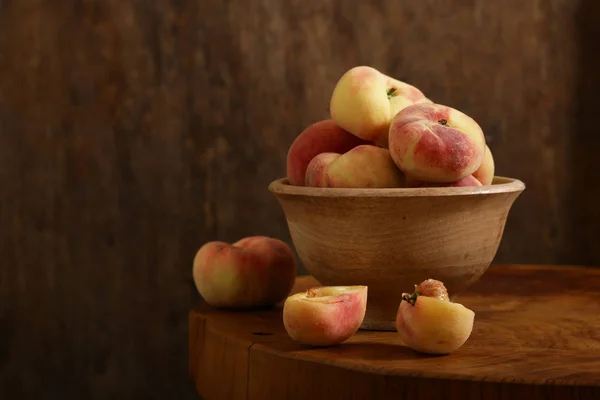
[359, 317, 396, 331]
[359, 300, 398, 331]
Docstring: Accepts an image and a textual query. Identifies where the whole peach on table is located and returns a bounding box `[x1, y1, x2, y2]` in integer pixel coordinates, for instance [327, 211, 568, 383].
[396, 279, 475, 355]
[329, 66, 431, 147]
[192, 236, 296, 309]
[304, 144, 405, 188]
[388, 103, 486, 183]
[283, 285, 368, 347]
[286, 119, 369, 186]
[472, 144, 495, 185]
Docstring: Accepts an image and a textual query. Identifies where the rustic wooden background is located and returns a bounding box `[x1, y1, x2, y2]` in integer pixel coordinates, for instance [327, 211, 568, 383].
[1, 0, 598, 399]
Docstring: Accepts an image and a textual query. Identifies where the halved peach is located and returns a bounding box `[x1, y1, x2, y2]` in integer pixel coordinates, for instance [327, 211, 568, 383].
[396, 279, 475, 355]
[283, 286, 368, 346]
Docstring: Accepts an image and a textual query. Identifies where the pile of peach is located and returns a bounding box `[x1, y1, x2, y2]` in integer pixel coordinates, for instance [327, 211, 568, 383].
[287, 66, 495, 189]
[193, 235, 475, 355]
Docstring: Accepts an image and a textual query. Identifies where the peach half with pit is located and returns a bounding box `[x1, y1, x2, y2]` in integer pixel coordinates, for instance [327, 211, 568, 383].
[388, 103, 486, 183]
[396, 279, 475, 355]
[283, 286, 368, 347]
[192, 236, 296, 309]
[330, 66, 431, 147]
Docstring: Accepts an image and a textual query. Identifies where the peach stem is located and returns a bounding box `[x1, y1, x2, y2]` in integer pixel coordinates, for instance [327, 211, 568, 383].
[402, 292, 419, 306]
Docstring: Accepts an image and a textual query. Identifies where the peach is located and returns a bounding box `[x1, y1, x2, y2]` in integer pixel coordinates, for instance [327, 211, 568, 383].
[329, 66, 431, 147]
[396, 279, 475, 355]
[407, 174, 482, 188]
[192, 236, 296, 309]
[304, 145, 405, 188]
[283, 285, 368, 346]
[304, 153, 339, 187]
[388, 103, 486, 183]
[286, 119, 369, 186]
[472, 144, 495, 185]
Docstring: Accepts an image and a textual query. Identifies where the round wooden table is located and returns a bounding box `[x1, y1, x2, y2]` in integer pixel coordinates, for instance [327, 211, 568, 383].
[189, 264, 600, 399]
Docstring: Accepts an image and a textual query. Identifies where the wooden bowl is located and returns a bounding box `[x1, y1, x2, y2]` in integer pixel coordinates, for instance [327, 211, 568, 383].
[268, 176, 525, 331]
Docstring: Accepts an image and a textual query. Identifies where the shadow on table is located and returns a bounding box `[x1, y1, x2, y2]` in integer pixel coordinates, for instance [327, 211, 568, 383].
[306, 341, 444, 361]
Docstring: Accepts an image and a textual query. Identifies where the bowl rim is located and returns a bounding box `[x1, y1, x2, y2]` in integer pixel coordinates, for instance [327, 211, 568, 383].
[268, 176, 526, 198]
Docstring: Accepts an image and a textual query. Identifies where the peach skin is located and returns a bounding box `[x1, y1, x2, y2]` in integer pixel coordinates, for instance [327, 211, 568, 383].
[286, 119, 369, 186]
[304, 153, 339, 187]
[330, 66, 431, 147]
[388, 103, 486, 183]
[192, 236, 296, 309]
[472, 144, 495, 185]
[407, 174, 482, 188]
[304, 145, 405, 188]
[283, 285, 368, 346]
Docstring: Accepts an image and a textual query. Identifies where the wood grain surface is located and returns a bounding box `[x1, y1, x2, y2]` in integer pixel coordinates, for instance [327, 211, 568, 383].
[1, 0, 599, 398]
[190, 264, 600, 400]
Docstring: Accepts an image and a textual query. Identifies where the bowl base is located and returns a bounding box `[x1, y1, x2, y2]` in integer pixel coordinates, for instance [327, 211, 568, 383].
[359, 317, 396, 331]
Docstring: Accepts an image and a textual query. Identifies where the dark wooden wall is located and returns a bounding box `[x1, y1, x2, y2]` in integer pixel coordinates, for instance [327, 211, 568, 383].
[1, 0, 599, 398]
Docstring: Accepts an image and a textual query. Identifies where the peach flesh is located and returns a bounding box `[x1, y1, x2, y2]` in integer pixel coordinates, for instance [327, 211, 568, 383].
[395, 284, 475, 355]
[283, 286, 368, 347]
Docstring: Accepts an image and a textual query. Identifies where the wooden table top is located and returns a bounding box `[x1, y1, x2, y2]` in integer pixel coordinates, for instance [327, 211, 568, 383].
[189, 264, 600, 400]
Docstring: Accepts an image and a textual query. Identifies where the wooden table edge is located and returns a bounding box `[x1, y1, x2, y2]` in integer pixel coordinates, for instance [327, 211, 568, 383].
[189, 264, 600, 399]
